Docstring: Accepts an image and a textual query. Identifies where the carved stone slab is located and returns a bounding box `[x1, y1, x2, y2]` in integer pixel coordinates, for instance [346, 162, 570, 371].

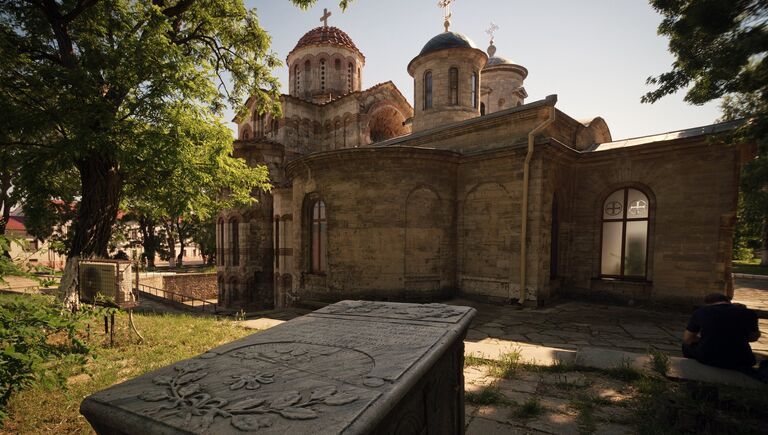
[80, 301, 475, 434]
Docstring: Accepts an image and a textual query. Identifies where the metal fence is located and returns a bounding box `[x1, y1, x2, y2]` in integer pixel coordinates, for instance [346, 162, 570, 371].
[137, 283, 219, 313]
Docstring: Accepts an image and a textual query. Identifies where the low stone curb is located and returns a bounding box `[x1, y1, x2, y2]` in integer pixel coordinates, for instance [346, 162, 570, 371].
[733, 273, 768, 281]
[465, 339, 765, 389]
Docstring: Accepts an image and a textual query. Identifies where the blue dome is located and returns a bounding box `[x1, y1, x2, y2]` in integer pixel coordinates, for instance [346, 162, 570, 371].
[419, 31, 478, 56]
[486, 56, 515, 67]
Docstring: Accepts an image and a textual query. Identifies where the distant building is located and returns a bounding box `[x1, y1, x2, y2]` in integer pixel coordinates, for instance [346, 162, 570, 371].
[217, 18, 748, 309]
[4, 207, 66, 270]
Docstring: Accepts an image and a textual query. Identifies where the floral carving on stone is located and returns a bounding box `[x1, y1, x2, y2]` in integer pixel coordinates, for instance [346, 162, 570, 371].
[321, 300, 465, 320]
[230, 343, 338, 364]
[139, 360, 359, 431]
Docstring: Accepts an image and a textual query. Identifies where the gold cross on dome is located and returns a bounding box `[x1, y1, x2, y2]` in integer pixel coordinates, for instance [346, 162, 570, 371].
[486, 22, 499, 44]
[437, 0, 453, 32]
[320, 8, 332, 27]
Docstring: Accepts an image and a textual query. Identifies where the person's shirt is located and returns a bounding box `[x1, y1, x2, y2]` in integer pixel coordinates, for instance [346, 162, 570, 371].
[686, 303, 758, 369]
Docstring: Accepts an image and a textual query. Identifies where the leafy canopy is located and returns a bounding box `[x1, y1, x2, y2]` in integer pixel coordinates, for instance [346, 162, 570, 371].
[644, 0, 768, 262]
[1, 0, 347, 261]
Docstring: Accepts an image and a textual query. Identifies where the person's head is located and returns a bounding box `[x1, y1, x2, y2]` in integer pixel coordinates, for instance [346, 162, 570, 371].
[704, 292, 731, 305]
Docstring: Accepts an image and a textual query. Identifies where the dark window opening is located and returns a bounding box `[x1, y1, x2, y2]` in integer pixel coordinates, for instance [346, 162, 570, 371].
[310, 200, 327, 273]
[230, 218, 239, 267]
[424, 71, 433, 110]
[449, 67, 458, 105]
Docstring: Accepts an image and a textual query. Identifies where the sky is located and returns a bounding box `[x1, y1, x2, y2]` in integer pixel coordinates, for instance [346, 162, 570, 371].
[229, 0, 722, 141]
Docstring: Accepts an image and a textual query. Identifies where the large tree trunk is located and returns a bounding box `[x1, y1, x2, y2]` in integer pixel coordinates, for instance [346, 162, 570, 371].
[761, 215, 768, 266]
[164, 221, 177, 268]
[177, 222, 185, 267]
[58, 155, 122, 308]
[138, 216, 158, 269]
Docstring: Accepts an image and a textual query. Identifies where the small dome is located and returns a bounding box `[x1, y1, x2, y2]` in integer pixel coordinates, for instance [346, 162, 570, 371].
[418, 31, 478, 56]
[288, 26, 363, 59]
[487, 56, 516, 67]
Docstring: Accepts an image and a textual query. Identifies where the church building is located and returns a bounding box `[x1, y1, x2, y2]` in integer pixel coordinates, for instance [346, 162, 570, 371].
[216, 12, 748, 310]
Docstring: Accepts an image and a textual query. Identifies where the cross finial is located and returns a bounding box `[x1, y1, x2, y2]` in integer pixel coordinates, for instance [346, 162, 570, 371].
[437, 0, 453, 32]
[320, 8, 332, 27]
[486, 22, 499, 44]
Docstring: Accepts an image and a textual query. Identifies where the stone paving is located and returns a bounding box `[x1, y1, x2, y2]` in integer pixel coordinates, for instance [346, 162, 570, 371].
[464, 366, 638, 434]
[454, 277, 768, 359]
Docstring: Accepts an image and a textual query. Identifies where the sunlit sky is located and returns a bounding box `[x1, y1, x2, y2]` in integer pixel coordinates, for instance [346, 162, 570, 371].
[227, 0, 722, 141]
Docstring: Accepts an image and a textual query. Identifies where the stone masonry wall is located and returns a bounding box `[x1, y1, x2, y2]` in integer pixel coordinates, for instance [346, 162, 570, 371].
[564, 140, 738, 306]
[288, 148, 459, 302]
[409, 48, 486, 132]
[162, 273, 218, 300]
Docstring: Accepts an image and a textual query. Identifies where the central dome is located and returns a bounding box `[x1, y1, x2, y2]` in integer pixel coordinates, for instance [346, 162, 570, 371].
[289, 26, 362, 58]
[418, 31, 478, 56]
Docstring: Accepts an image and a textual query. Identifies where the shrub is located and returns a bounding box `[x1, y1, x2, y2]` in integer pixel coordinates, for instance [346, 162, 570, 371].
[0, 295, 91, 422]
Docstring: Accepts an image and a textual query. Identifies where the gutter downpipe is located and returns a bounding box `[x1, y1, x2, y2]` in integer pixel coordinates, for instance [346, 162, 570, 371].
[517, 94, 557, 305]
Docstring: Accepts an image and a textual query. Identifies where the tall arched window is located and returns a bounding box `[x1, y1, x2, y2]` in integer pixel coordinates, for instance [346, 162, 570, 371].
[601, 188, 650, 279]
[217, 218, 224, 266]
[320, 58, 326, 92]
[304, 60, 311, 94]
[471, 72, 478, 108]
[424, 71, 433, 110]
[310, 200, 327, 273]
[229, 217, 239, 267]
[347, 62, 353, 93]
[294, 65, 300, 94]
[449, 67, 458, 105]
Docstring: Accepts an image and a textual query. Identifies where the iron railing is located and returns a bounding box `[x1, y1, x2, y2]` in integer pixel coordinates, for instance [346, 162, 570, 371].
[137, 283, 219, 313]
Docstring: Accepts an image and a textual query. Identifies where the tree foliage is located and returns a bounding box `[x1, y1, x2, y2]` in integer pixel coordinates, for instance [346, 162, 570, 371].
[0, 0, 348, 305]
[644, 0, 768, 263]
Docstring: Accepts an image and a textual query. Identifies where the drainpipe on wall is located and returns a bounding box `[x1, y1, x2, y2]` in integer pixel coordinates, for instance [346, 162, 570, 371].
[517, 95, 557, 306]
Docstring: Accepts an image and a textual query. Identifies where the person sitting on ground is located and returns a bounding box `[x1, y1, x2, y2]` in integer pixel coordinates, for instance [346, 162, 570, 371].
[682, 292, 761, 371]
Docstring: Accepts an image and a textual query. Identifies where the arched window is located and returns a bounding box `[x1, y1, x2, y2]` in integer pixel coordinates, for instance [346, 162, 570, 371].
[310, 200, 327, 273]
[335, 58, 341, 70]
[424, 71, 433, 110]
[347, 62, 353, 93]
[601, 188, 650, 279]
[480, 102, 486, 116]
[217, 218, 224, 266]
[471, 72, 478, 108]
[229, 217, 239, 267]
[320, 59, 326, 92]
[449, 67, 458, 105]
[304, 60, 311, 94]
[294, 65, 300, 94]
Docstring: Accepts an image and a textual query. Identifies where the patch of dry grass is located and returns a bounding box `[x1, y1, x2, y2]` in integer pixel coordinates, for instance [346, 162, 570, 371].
[1, 307, 252, 434]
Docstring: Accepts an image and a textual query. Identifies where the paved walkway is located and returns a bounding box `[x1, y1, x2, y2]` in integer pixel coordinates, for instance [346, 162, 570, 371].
[455, 277, 768, 359]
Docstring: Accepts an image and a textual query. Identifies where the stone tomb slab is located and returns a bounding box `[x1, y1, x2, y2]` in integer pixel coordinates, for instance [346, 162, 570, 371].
[80, 300, 476, 434]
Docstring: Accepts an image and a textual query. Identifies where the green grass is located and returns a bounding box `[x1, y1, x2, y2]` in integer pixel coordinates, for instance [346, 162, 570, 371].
[465, 385, 511, 406]
[570, 395, 597, 434]
[511, 397, 542, 419]
[0, 295, 253, 434]
[464, 354, 490, 367]
[649, 349, 670, 376]
[732, 259, 768, 276]
[603, 359, 643, 382]
[488, 349, 522, 378]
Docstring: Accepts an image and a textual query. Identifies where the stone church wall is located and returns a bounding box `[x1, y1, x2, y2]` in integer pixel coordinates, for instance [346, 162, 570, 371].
[564, 140, 738, 306]
[287, 148, 458, 303]
[455, 149, 550, 304]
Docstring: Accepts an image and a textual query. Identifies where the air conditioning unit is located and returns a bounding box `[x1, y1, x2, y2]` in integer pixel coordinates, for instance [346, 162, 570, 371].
[79, 260, 137, 308]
